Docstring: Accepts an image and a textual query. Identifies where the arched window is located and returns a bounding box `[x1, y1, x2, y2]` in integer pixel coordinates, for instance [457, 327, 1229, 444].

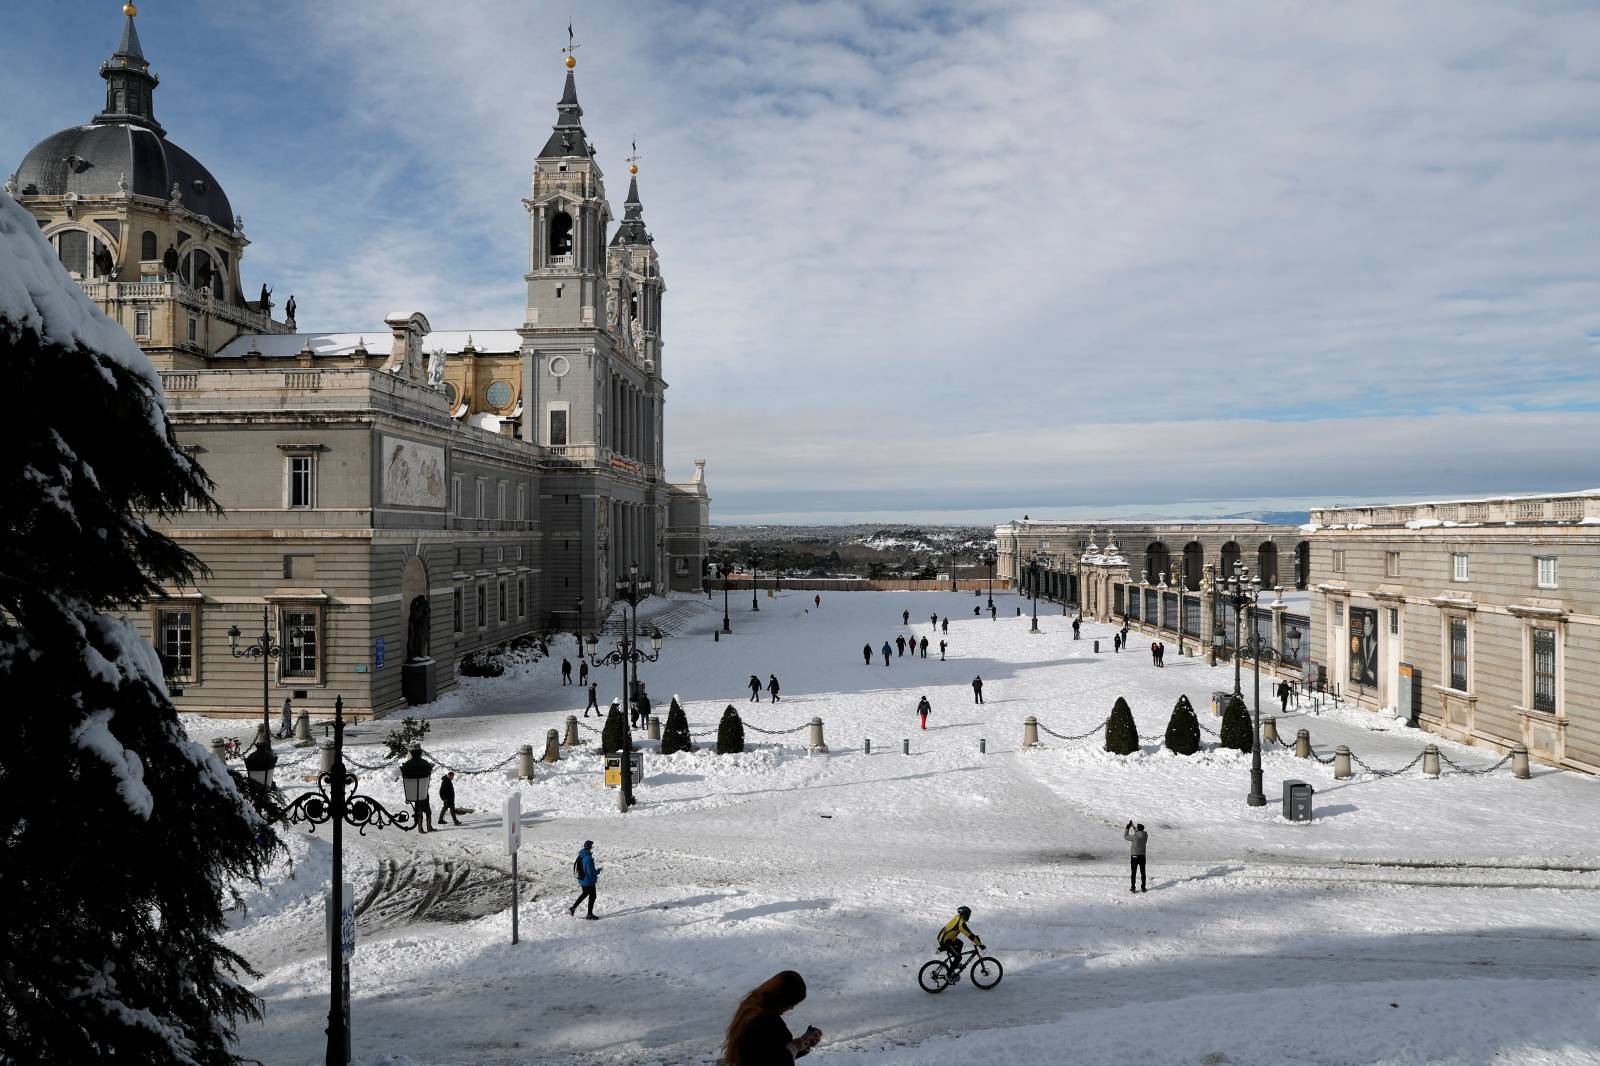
[548, 212, 573, 259]
[1220, 540, 1241, 578]
[1145, 541, 1171, 585]
[178, 248, 224, 299]
[141, 230, 158, 261]
[1258, 542, 1279, 586]
[1182, 541, 1204, 590]
[50, 227, 112, 279]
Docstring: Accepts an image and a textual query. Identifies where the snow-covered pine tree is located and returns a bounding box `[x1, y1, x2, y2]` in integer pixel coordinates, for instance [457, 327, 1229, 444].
[716, 704, 745, 754]
[1219, 693, 1254, 753]
[660, 696, 692, 755]
[1104, 696, 1140, 755]
[601, 701, 628, 753]
[0, 192, 279, 1064]
[1164, 694, 1201, 755]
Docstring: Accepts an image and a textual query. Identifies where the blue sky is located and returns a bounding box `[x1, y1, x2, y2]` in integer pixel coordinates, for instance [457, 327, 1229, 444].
[5, 2, 1600, 524]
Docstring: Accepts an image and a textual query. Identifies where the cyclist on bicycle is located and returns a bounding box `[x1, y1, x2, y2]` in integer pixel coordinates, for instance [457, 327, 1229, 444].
[936, 906, 983, 971]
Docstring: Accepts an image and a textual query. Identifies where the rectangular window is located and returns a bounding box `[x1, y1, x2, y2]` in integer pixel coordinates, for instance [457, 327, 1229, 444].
[476, 582, 487, 628]
[281, 610, 318, 678]
[498, 481, 507, 519]
[517, 576, 526, 618]
[187, 316, 198, 343]
[452, 587, 463, 634]
[157, 607, 194, 681]
[1449, 617, 1468, 691]
[287, 455, 315, 508]
[475, 478, 486, 518]
[497, 578, 507, 623]
[1537, 557, 1558, 589]
[1385, 551, 1400, 577]
[548, 406, 569, 446]
[1531, 628, 1556, 712]
[518, 485, 527, 522]
[1388, 607, 1399, 635]
[1333, 601, 1344, 627]
[1332, 550, 1346, 573]
[135, 310, 151, 337]
[451, 475, 462, 516]
[1453, 553, 1470, 582]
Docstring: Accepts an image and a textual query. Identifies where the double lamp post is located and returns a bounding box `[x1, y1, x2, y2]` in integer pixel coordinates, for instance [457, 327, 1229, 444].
[1217, 562, 1267, 808]
[583, 563, 664, 811]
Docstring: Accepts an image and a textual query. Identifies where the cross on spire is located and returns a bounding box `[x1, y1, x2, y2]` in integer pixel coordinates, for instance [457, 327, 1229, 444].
[562, 21, 580, 68]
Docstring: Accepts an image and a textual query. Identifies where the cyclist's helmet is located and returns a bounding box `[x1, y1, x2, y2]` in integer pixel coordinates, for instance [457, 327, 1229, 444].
[957, 906, 972, 919]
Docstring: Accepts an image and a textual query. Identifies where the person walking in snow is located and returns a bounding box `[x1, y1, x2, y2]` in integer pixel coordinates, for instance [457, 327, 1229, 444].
[1114, 633, 1122, 654]
[903, 609, 911, 626]
[882, 641, 893, 666]
[1072, 617, 1082, 640]
[942, 617, 949, 634]
[569, 840, 600, 919]
[1150, 641, 1160, 666]
[988, 602, 997, 620]
[896, 635, 906, 657]
[916, 694, 932, 730]
[585, 682, 600, 716]
[863, 643, 873, 666]
[1125, 821, 1148, 893]
[636, 688, 652, 729]
[1157, 642, 1166, 667]
[767, 674, 781, 703]
[1277, 679, 1290, 713]
[438, 771, 462, 826]
[560, 658, 573, 685]
[749, 674, 762, 702]
[931, 613, 938, 628]
[939, 639, 947, 661]
[972, 676, 985, 704]
[815, 594, 822, 608]
[579, 660, 589, 686]
[919, 636, 929, 658]
[275, 696, 294, 740]
[973, 605, 980, 617]
[412, 790, 434, 834]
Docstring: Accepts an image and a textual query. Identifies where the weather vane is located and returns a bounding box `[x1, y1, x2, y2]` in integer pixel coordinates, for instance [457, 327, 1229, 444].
[627, 139, 641, 175]
[562, 21, 580, 69]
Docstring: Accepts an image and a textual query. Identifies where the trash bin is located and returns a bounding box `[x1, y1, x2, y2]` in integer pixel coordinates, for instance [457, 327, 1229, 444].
[1282, 779, 1314, 822]
[1211, 690, 1232, 717]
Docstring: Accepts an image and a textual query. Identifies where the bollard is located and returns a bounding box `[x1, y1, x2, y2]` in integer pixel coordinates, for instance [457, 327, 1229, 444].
[516, 743, 535, 780]
[1334, 744, 1352, 780]
[562, 715, 579, 747]
[1295, 728, 1311, 759]
[648, 715, 661, 741]
[542, 729, 561, 763]
[294, 707, 312, 742]
[902, 738, 910, 755]
[1093, 639, 1100, 653]
[979, 737, 987, 755]
[251, 722, 270, 750]
[319, 739, 337, 773]
[209, 736, 228, 764]
[1262, 717, 1278, 745]
[714, 629, 720, 642]
[1023, 716, 1040, 749]
[1511, 744, 1531, 779]
[864, 737, 871, 755]
[808, 716, 828, 753]
[1422, 743, 1440, 778]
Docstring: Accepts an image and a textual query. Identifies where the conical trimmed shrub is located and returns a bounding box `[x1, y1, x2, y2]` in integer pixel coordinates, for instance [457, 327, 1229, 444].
[601, 702, 628, 753]
[716, 704, 745, 754]
[1104, 696, 1140, 755]
[661, 697, 693, 755]
[1164, 694, 1200, 755]
[1219, 693, 1253, 753]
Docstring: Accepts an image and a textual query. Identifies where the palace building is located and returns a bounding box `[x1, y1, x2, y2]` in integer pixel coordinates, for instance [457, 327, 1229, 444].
[7, 7, 710, 718]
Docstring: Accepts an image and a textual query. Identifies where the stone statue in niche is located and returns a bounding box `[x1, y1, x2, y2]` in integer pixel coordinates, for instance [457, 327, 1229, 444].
[406, 595, 431, 662]
[427, 349, 446, 390]
[162, 244, 179, 275]
[285, 295, 297, 324]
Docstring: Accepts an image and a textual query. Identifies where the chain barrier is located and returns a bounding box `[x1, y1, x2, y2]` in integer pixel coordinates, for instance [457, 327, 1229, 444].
[689, 727, 721, 738]
[1197, 722, 1222, 739]
[1138, 733, 1167, 743]
[743, 722, 812, 736]
[1035, 720, 1106, 742]
[1350, 750, 1425, 778]
[418, 748, 520, 777]
[575, 720, 602, 735]
[1438, 751, 1514, 777]
[1306, 747, 1337, 766]
[343, 752, 399, 771]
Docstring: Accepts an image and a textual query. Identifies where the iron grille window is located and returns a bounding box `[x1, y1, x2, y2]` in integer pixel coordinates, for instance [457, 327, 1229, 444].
[476, 583, 486, 628]
[518, 577, 526, 618]
[1449, 617, 1468, 691]
[1531, 628, 1556, 712]
[498, 579, 507, 623]
[452, 587, 463, 634]
[281, 611, 318, 677]
[1388, 608, 1399, 635]
[288, 456, 314, 508]
[158, 607, 193, 680]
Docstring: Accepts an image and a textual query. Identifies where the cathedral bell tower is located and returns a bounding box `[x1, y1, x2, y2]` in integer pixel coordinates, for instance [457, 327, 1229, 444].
[522, 56, 611, 330]
[607, 154, 666, 375]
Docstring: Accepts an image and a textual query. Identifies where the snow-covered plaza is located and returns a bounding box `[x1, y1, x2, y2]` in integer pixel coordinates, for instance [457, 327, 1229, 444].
[210, 591, 1600, 1065]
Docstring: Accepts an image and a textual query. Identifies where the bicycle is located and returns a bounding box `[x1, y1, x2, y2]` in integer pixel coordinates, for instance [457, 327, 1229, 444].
[918, 944, 1003, 993]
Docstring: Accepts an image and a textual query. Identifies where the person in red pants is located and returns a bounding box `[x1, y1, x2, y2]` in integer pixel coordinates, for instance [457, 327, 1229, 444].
[917, 695, 931, 730]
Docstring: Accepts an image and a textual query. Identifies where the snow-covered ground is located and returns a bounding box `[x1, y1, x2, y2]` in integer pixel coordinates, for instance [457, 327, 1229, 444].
[218, 591, 1600, 1066]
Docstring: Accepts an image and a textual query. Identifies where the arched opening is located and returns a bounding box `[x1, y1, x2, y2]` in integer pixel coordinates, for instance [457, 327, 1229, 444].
[179, 248, 223, 299]
[1145, 541, 1171, 585]
[141, 230, 158, 261]
[548, 211, 573, 259]
[1258, 542, 1279, 587]
[49, 228, 113, 279]
[629, 290, 639, 320]
[1219, 540, 1241, 579]
[1296, 541, 1310, 590]
[400, 556, 430, 662]
[1183, 541, 1204, 590]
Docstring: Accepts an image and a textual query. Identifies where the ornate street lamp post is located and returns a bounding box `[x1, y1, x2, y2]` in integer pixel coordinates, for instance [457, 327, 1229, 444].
[1221, 562, 1266, 807]
[716, 560, 734, 634]
[228, 606, 285, 783]
[1029, 552, 1042, 633]
[984, 549, 997, 611]
[749, 554, 760, 612]
[583, 563, 663, 811]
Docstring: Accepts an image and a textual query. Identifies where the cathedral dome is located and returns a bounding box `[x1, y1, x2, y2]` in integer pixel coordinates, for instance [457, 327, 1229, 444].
[14, 124, 235, 233]
[11, 8, 234, 233]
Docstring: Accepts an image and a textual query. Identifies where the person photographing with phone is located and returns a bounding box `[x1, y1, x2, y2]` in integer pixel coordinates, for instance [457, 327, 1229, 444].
[722, 970, 822, 1064]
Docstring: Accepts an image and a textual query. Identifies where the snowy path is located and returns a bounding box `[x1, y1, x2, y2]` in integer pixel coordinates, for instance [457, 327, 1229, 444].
[218, 591, 1600, 1065]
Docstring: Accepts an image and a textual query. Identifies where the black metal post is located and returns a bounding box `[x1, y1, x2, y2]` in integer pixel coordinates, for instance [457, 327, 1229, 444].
[720, 564, 732, 633]
[1030, 561, 1040, 633]
[751, 561, 759, 612]
[621, 601, 635, 808]
[327, 694, 346, 1066]
[1249, 618, 1265, 807]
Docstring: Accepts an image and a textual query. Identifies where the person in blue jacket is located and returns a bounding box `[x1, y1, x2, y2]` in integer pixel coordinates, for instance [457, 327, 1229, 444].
[569, 840, 600, 919]
[881, 641, 893, 667]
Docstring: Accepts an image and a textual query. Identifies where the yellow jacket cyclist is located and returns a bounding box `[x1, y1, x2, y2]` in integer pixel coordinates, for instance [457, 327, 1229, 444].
[937, 906, 983, 960]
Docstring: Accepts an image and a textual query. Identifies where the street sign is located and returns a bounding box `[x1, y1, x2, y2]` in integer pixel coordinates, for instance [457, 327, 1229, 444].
[325, 881, 355, 966]
[502, 792, 521, 854]
[374, 637, 385, 668]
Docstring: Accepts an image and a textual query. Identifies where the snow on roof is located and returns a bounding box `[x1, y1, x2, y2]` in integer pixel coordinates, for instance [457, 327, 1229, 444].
[214, 328, 524, 359]
[1317, 488, 1600, 511]
[0, 190, 163, 403]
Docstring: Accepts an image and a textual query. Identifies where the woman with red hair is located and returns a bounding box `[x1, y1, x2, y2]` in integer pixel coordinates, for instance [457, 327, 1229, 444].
[722, 970, 823, 1064]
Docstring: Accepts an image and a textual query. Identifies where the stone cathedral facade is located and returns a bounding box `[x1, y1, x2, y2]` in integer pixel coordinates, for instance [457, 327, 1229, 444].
[6, 9, 710, 719]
